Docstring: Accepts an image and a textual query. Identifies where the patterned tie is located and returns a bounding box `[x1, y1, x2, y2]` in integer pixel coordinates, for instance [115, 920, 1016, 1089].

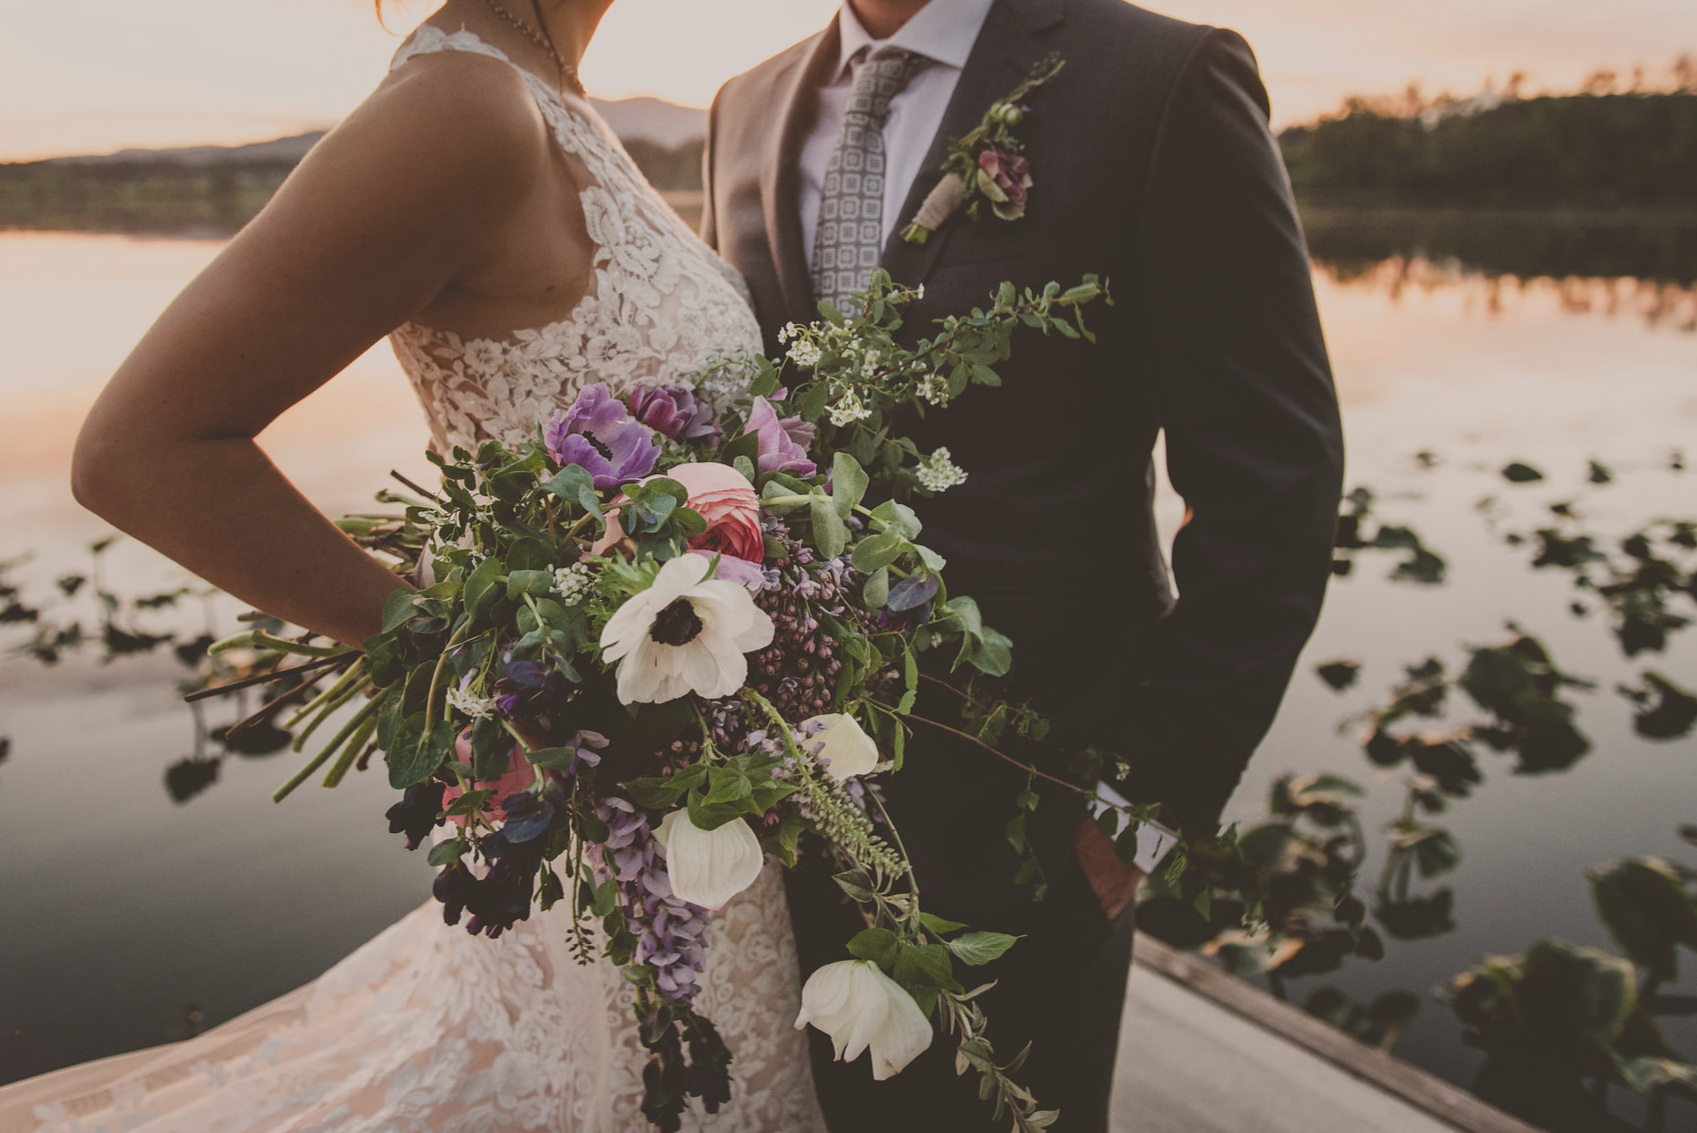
[811, 46, 929, 310]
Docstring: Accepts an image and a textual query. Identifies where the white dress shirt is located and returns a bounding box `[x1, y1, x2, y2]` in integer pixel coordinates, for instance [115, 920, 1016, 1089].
[798, 0, 996, 269]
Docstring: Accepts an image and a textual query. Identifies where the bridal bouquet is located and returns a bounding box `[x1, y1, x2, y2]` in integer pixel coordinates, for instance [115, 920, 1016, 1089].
[216, 272, 1138, 1132]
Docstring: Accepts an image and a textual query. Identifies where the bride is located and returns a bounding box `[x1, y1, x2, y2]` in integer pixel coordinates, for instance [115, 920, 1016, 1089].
[0, 1, 827, 1130]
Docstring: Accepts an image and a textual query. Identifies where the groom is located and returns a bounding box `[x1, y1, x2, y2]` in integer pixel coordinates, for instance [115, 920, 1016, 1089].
[703, 0, 1343, 1127]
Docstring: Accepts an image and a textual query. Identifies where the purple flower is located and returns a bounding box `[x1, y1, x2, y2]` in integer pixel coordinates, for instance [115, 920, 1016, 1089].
[593, 797, 713, 1004]
[745, 396, 816, 477]
[976, 146, 1033, 221]
[545, 384, 660, 491]
[630, 385, 719, 440]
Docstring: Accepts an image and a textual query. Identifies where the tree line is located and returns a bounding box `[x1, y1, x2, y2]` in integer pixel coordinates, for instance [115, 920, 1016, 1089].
[1280, 60, 1697, 207]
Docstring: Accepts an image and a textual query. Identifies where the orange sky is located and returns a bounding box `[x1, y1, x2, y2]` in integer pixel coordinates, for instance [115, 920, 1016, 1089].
[2, 0, 1692, 160]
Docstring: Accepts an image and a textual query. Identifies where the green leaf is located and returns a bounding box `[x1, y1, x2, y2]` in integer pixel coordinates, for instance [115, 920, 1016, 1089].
[381, 587, 419, 633]
[1589, 857, 1697, 983]
[847, 927, 900, 967]
[834, 871, 877, 903]
[464, 556, 503, 619]
[811, 493, 848, 559]
[869, 500, 922, 540]
[542, 464, 603, 519]
[863, 566, 890, 608]
[506, 570, 554, 599]
[831, 451, 869, 519]
[852, 531, 906, 573]
[592, 878, 620, 917]
[427, 839, 466, 867]
[947, 931, 1020, 966]
[388, 717, 454, 789]
[919, 911, 968, 935]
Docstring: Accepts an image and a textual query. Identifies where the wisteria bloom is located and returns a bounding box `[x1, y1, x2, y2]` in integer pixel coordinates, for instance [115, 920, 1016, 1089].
[544, 384, 660, 491]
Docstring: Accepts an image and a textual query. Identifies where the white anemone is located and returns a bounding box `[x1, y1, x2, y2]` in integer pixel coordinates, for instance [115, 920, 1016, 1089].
[599, 554, 774, 704]
[653, 809, 764, 910]
[801, 713, 880, 781]
[794, 959, 933, 1080]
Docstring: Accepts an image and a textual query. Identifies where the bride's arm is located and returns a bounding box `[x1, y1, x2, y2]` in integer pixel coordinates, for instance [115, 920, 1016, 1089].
[71, 60, 547, 647]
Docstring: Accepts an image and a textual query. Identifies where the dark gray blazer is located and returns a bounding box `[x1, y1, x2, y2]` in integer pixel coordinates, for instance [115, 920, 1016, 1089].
[702, 0, 1344, 838]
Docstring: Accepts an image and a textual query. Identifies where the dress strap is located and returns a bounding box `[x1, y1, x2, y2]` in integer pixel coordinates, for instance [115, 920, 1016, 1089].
[389, 24, 517, 72]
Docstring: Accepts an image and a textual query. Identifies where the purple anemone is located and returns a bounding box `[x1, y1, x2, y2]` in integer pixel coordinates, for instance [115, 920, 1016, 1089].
[629, 385, 719, 440]
[545, 384, 660, 491]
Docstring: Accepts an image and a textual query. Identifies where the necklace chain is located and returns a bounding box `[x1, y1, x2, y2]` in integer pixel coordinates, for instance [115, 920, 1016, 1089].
[478, 0, 585, 97]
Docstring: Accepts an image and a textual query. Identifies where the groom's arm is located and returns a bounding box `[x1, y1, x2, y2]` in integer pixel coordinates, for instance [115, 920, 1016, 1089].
[699, 90, 722, 251]
[1116, 28, 1344, 838]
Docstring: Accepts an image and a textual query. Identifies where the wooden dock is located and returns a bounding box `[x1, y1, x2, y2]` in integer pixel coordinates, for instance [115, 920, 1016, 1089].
[1114, 936, 1541, 1133]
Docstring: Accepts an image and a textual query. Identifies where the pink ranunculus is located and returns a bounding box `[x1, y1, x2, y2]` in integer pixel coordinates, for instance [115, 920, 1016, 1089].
[590, 462, 766, 581]
[975, 146, 1033, 221]
[745, 396, 817, 477]
[443, 729, 535, 827]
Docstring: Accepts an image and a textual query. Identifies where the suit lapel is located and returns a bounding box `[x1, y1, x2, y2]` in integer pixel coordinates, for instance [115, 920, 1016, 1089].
[760, 23, 841, 328]
[880, 0, 1066, 286]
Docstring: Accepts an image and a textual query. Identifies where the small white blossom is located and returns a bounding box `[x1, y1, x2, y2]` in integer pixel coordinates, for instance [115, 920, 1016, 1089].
[787, 338, 822, 368]
[917, 373, 950, 406]
[778, 322, 802, 344]
[827, 390, 873, 427]
[916, 447, 968, 493]
[446, 685, 496, 720]
[553, 562, 595, 606]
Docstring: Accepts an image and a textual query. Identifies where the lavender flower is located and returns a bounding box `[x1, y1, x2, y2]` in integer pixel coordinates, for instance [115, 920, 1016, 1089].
[545, 384, 660, 491]
[629, 385, 719, 440]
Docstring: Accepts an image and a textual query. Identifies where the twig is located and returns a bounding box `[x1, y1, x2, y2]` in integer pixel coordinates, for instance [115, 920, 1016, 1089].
[390, 469, 444, 504]
[877, 702, 1088, 797]
[182, 654, 348, 702]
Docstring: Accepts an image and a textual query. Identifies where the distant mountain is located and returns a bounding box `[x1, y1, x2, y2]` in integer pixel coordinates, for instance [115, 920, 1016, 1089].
[35, 96, 706, 169]
[589, 97, 707, 149]
[46, 133, 325, 169]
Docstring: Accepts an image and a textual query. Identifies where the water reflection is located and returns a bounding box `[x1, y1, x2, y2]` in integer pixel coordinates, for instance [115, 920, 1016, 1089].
[1318, 255, 1697, 332]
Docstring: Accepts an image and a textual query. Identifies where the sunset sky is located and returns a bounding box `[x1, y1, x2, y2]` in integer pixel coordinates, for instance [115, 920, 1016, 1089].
[1, 0, 1692, 160]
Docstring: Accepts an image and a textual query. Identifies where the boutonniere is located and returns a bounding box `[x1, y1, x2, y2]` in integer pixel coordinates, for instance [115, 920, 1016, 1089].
[900, 53, 1065, 246]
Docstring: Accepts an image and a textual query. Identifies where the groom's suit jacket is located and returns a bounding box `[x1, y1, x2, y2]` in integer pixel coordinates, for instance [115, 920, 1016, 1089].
[703, 0, 1344, 842]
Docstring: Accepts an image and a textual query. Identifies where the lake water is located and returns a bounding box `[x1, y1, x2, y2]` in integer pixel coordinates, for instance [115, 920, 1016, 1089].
[1, 218, 1694, 1128]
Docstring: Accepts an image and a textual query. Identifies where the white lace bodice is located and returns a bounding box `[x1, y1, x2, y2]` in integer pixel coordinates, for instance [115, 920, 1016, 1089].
[387, 26, 763, 452]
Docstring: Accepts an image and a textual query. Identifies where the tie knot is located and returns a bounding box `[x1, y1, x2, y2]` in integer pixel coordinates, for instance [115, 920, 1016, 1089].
[849, 46, 927, 112]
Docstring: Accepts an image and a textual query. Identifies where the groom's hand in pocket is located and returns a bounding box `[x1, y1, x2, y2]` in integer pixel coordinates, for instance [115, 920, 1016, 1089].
[1074, 818, 1144, 921]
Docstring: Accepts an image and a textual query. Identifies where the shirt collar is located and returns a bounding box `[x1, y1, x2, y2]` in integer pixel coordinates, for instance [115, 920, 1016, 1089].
[832, 0, 996, 81]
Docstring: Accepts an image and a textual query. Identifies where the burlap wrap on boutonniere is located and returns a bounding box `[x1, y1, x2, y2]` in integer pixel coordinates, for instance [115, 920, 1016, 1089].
[900, 53, 1065, 246]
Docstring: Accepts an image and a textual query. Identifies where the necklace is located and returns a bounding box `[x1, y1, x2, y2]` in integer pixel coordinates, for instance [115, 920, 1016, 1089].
[478, 0, 586, 97]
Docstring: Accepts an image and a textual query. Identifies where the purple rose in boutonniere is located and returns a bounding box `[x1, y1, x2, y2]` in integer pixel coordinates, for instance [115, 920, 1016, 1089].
[900, 53, 1064, 245]
[976, 146, 1033, 221]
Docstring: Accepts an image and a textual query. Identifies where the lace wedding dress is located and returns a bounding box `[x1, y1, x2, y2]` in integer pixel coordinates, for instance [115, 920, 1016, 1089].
[0, 26, 826, 1133]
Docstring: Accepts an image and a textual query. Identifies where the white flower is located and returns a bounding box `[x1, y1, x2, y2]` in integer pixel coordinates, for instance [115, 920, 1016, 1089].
[599, 554, 775, 704]
[446, 684, 496, 720]
[794, 960, 933, 1080]
[553, 562, 595, 606]
[916, 447, 968, 493]
[653, 809, 764, 909]
[827, 390, 873, 427]
[916, 372, 950, 407]
[787, 338, 822, 368]
[801, 713, 880, 781]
